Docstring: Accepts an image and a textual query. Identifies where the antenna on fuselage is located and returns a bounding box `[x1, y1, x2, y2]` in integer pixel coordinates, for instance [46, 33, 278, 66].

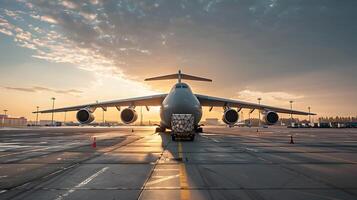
[144, 70, 212, 83]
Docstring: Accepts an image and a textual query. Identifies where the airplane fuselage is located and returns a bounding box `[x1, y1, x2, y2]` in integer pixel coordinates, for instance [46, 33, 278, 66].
[159, 82, 202, 129]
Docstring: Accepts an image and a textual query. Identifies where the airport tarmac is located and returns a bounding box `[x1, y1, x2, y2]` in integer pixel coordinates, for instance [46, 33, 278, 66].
[0, 126, 356, 200]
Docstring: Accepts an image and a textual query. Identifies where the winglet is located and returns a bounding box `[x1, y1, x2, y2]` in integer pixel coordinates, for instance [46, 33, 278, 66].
[144, 70, 212, 83]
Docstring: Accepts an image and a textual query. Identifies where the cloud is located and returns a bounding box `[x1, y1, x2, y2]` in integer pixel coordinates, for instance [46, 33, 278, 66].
[40, 15, 58, 24]
[3, 86, 83, 95]
[0, 28, 13, 36]
[0, 1, 356, 93]
[3, 9, 24, 20]
[3, 87, 36, 93]
[0, 14, 122, 76]
[60, 0, 79, 10]
[237, 89, 304, 106]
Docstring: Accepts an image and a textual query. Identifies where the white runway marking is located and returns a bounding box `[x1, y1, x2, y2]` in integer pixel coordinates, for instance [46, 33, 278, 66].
[153, 169, 179, 171]
[245, 147, 259, 152]
[211, 138, 220, 143]
[200, 135, 219, 142]
[0, 142, 82, 158]
[54, 167, 109, 200]
[145, 174, 180, 186]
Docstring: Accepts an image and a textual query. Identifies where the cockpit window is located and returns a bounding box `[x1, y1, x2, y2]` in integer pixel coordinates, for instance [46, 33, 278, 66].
[175, 84, 188, 89]
[174, 83, 190, 89]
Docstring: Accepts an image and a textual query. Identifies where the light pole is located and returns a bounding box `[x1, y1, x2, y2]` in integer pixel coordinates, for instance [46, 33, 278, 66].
[36, 106, 39, 126]
[308, 106, 311, 124]
[140, 106, 143, 126]
[289, 100, 293, 125]
[2, 109, 8, 127]
[51, 97, 56, 126]
[257, 98, 262, 127]
[64, 111, 67, 125]
[102, 109, 105, 125]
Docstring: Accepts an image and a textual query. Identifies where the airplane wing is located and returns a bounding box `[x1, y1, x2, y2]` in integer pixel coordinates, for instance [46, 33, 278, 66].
[195, 94, 314, 115]
[34, 94, 167, 113]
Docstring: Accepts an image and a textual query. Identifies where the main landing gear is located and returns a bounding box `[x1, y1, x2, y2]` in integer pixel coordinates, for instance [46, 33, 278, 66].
[155, 126, 166, 133]
[195, 127, 203, 133]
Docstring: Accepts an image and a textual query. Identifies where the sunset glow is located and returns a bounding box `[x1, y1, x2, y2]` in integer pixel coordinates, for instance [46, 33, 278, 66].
[1, 0, 356, 122]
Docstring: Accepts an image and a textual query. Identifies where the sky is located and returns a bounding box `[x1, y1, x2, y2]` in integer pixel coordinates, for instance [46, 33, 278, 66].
[0, 0, 356, 123]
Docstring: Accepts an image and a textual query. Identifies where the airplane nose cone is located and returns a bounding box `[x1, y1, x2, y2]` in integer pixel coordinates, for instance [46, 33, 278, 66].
[169, 92, 200, 114]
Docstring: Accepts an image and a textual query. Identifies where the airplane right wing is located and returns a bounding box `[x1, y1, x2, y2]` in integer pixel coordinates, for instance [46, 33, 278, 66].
[34, 94, 167, 113]
[195, 94, 314, 115]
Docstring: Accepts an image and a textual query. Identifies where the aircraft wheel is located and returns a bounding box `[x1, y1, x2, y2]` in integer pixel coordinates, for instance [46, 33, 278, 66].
[155, 127, 166, 133]
[189, 134, 195, 141]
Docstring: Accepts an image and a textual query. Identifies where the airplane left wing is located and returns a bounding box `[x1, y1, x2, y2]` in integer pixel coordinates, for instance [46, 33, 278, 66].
[34, 94, 167, 113]
[195, 94, 315, 115]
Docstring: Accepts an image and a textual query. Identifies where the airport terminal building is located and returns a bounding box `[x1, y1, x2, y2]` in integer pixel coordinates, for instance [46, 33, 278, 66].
[0, 115, 27, 127]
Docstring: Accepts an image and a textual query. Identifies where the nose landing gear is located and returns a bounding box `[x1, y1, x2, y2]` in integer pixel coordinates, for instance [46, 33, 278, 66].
[195, 127, 203, 133]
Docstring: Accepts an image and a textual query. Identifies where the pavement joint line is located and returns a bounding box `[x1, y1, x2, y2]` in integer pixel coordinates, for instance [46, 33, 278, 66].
[194, 148, 215, 200]
[0, 138, 130, 164]
[137, 132, 171, 200]
[199, 135, 220, 143]
[240, 142, 357, 198]
[279, 146, 357, 164]
[1, 128, 357, 199]
[1, 135, 147, 198]
[280, 164, 357, 198]
[178, 141, 190, 200]
[6, 162, 347, 165]
[9, 186, 357, 190]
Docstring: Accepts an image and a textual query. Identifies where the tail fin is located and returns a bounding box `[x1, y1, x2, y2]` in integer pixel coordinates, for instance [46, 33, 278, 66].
[144, 70, 212, 83]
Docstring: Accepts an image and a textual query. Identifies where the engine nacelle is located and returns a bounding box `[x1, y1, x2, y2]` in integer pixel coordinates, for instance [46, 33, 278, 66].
[222, 108, 239, 126]
[76, 109, 95, 124]
[120, 108, 138, 124]
[262, 111, 279, 125]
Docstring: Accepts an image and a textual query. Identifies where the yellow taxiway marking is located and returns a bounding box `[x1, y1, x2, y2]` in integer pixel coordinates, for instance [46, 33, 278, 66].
[178, 142, 190, 200]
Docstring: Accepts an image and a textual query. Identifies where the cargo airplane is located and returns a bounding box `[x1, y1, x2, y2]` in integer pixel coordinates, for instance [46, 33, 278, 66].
[34, 70, 315, 141]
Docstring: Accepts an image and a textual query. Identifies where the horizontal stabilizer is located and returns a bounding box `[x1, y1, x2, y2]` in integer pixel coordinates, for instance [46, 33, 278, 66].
[145, 70, 212, 83]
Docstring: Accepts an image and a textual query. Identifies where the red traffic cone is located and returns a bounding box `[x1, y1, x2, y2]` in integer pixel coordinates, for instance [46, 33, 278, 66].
[290, 135, 294, 144]
[92, 137, 97, 148]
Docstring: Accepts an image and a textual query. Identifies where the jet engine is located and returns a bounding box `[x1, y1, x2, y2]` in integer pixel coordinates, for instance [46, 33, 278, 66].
[76, 108, 95, 124]
[120, 108, 138, 124]
[262, 111, 279, 125]
[222, 108, 239, 126]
